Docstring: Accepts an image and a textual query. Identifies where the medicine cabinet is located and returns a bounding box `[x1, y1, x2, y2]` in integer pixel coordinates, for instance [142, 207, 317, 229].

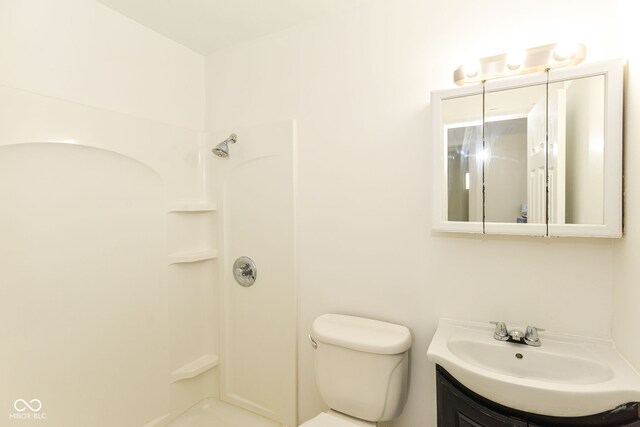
[432, 59, 623, 237]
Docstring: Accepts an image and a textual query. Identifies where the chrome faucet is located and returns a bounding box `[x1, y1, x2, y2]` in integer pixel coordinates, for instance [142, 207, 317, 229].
[523, 325, 544, 347]
[490, 321, 509, 341]
[491, 322, 544, 347]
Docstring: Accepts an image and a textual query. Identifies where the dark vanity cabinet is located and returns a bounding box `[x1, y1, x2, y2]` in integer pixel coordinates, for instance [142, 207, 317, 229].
[436, 366, 640, 427]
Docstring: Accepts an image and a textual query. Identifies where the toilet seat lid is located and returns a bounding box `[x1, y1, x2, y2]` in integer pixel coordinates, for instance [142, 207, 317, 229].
[299, 412, 375, 427]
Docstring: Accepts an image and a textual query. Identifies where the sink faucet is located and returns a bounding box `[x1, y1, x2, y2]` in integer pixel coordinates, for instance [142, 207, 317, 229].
[523, 325, 544, 346]
[491, 322, 544, 347]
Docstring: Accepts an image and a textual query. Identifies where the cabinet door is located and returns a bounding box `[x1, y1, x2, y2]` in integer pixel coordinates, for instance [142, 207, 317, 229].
[437, 372, 527, 427]
[529, 422, 640, 427]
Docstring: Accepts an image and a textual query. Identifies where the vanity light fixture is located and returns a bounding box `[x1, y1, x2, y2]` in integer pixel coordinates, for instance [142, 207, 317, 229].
[454, 42, 586, 85]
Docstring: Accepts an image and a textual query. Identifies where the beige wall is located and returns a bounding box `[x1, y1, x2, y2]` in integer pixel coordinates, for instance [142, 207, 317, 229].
[205, 0, 627, 425]
[0, 0, 205, 129]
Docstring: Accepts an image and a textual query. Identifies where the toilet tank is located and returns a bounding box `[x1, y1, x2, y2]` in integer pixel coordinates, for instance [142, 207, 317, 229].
[311, 314, 412, 422]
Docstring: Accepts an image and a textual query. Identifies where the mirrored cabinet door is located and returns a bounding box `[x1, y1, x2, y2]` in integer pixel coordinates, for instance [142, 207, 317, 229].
[549, 75, 604, 226]
[436, 89, 484, 233]
[483, 81, 547, 236]
[547, 62, 622, 237]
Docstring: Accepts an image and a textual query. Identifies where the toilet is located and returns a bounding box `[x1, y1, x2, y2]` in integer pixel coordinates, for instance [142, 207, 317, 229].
[301, 314, 412, 426]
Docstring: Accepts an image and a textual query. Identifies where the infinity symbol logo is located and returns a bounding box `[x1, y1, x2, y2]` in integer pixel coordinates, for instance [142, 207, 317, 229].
[13, 399, 42, 412]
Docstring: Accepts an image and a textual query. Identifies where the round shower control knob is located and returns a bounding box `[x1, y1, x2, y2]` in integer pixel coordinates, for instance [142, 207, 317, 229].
[233, 256, 257, 287]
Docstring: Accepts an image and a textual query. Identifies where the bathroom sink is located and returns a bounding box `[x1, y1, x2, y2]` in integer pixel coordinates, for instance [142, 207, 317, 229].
[447, 337, 613, 385]
[427, 319, 640, 417]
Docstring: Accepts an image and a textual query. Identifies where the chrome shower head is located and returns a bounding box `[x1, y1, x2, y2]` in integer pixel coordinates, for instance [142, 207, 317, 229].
[212, 142, 229, 158]
[212, 133, 237, 158]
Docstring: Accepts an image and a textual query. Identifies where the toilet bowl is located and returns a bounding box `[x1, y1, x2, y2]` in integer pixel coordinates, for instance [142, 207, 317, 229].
[301, 314, 412, 427]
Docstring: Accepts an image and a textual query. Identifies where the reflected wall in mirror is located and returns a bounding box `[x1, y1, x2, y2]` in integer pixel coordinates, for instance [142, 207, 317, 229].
[548, 75, 605, 226]
[432, 59, 623, 237]
[484, 118, 528, 223]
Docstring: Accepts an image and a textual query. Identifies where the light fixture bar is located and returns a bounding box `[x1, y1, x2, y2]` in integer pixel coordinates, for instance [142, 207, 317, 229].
[453, 42, 586, 86]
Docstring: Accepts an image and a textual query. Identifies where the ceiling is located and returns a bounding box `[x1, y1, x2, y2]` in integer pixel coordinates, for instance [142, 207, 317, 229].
[97, 0, 367, 55]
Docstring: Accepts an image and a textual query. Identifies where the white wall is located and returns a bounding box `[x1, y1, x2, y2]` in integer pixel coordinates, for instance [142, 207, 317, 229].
[0, 0, 205, 130]
[205, 1, 626, 425]
[613, 0, 640, 388]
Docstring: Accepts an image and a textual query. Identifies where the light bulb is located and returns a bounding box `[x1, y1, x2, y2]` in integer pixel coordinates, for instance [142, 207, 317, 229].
[463, 61, 481, 78]
[553, 42, 577, 61]
[506, 51, 526, 70]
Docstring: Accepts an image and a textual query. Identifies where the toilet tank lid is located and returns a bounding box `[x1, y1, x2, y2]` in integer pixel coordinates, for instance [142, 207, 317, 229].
[312, 314, 412, 355]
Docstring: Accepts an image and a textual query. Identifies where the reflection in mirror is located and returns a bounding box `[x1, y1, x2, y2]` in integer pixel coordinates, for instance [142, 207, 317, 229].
[548, 75, 605, 225]
[484, 119, 528, 223]
[442, 94, 482, 222]
[447, 125, 481, 221]
[484, 84, 547, 224]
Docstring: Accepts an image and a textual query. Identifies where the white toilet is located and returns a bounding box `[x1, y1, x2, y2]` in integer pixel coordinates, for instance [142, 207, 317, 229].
[301, 314, 412, 426]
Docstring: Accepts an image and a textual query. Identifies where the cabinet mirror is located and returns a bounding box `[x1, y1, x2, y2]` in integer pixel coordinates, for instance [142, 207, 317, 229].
[432, 60, 623, 237]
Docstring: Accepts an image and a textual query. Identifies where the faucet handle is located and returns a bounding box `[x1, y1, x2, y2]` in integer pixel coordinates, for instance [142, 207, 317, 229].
[490, 321, 509, 341]
[524, 325, 545, 346]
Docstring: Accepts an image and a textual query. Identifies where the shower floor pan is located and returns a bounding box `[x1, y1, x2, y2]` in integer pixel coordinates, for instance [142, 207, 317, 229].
[168, 398, 283, 427]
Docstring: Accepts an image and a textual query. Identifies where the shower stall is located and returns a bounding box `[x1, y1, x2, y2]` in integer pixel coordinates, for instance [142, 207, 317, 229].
[0, 81, 297, 426]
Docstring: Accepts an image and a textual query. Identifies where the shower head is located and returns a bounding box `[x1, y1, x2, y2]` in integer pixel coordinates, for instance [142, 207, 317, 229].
[212, 133, 237, 158]
[212, 142, 229, 158]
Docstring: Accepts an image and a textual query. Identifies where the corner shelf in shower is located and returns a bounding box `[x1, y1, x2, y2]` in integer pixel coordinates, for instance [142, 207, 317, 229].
[168, 250, 218, 264]
[171, 353, 219, 382]
[167, 202, 217, 213]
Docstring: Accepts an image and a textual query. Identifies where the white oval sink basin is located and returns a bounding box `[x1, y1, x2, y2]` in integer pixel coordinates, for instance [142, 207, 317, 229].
[448, 335, 614, 385]
[427, 319, 640, 417]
